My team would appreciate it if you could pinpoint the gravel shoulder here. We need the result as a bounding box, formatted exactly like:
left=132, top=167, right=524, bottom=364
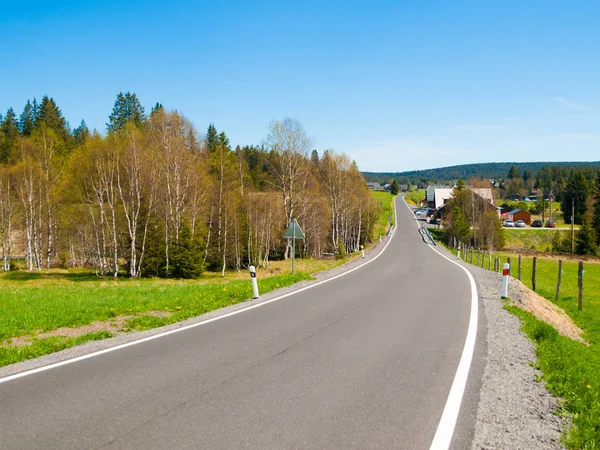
left=443, top=249, right=566, bottom=449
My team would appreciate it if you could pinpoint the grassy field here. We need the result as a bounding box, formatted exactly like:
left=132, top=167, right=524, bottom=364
left=404, top=189, right=425, bottom=205
left=504, top=228, right=571, bottom=252
left=457, top=248, right=600, bottom=448
left=0, top=258, right=347, bottom=368
left=370, top=191, right=395, bottom=238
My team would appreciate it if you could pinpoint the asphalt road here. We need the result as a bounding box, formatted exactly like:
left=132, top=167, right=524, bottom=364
left=0, top=197, right=479, bottom=449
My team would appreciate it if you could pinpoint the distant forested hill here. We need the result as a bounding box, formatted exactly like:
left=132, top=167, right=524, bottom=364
left=363, top=161, right=600, bottom=186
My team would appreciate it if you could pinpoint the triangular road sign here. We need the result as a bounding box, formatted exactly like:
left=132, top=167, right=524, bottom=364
left=284, top=219, right=305, bottom=239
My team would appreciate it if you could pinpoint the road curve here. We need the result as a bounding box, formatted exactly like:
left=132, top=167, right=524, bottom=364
left=0, top=197, right=478, bottom=449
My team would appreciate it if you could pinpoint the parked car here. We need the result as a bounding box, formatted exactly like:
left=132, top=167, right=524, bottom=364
left=515, top=220, right=526, bottom=228
left=504, top=220, right=515, bottom=227
left=531, top=220, right=543, bottom=227
left=545, top=220, right=556, bottom=228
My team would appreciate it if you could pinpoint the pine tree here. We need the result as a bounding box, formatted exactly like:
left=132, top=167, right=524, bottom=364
left=19, top=100, right=36, bottom=136
left=390, top=179, right=399, bottom=195
left=575, top=212, right=598, bottom=256
left=0, top=108, right=19, bottom=163
left=106, top=92, right=146, bottom=133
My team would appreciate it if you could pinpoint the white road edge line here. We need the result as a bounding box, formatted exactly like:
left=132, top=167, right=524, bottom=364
left=401, top=199, right=478, bottom=450
left=1, top=200, right=399, bottom=385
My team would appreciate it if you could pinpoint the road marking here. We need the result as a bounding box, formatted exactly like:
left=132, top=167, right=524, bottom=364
left=402, top=199, right=479, bottom=450
left=1, top=200, right=399, bottom=385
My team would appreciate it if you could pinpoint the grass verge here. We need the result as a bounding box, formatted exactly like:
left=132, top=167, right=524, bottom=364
left=370, top=191, right=395, bottom=238
left=0, top=258, right=350, bottom=368
left=505, top=303, right=599, bottom=448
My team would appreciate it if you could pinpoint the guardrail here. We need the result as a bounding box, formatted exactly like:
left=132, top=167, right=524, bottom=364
left=419, top=225, right=437, bottom=246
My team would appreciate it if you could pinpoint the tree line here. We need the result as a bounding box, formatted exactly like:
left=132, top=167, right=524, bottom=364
left=0, top=93, right=379, bottom=276
left=363, top=161, right=600, bottom=188
left=506, top=164, right=600, bottom=255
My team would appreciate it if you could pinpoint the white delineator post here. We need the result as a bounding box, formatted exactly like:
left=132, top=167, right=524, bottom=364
left=457, top=246, right=461, bottom=260
left=249, top=265, right=259, bottom=299
left=501, top=263, right=509, bottom=299
left=361, top=245, right=365, bottom=259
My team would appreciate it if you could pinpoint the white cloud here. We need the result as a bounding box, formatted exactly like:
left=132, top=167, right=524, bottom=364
left=553, top=97, right=591, bottom=112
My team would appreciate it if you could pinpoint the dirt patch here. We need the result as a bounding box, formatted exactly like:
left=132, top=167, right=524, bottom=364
left=2, top=311, right=172, bottom=348
left=512, top=279, right=588, bottom=345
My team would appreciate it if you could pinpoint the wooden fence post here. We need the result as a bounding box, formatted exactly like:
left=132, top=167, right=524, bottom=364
left=518, top=255, right=522, bottom=281
left=578, top=261, right=584, bottom=310
left=532, top=257, right=537, bottom=292
left=555, top=260, right=562, bottom=301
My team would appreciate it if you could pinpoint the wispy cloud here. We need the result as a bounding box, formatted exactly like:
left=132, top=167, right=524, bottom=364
left=553, top=96, right=591, bottom=112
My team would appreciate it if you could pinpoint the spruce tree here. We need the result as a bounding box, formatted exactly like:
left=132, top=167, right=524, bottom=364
left=575, top=212, right=598, bottom=256
left=593, top=173, right=600, bottom=248
left=0, top=108, right=19, bottom=163
left=311, top=149, right=319, bottom=166
left=107, top=92, right=146, bottom=133
left=19, top=100, right=36, bottom=136
left=169, top=225, right=204, bottom=279
left=36, top=95, right=70, bottom=141
left=390, top=179, right=400, bottom=195
left=507, top=165, right=520, bottom=179
left=205, top=123, right=218, bottom=152
left=562, top=170, right=590, bottom=225
left=73, top=120, right=90, bottom=146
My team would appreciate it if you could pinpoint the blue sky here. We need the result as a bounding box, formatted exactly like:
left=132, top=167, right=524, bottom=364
left=1, top=1, right=599, bottom=172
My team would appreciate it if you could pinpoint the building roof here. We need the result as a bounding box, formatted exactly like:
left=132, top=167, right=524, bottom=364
left=471, top=188, right=494, bottom=205
left=426, top=185, right=448, bottom=202
left=508, top=208, right=530, bottom=216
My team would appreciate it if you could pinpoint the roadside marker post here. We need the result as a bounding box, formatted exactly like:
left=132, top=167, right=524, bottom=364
left=249, top=265, right=259, bottom=299
left=501, top=263, right=510, bottom=299
left=361, top=245, right=365, bottom=259
left=457, top=246, right=461, bottom=260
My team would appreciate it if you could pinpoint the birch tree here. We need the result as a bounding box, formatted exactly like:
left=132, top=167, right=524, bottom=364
left=264, top=118, right=312, bottom=259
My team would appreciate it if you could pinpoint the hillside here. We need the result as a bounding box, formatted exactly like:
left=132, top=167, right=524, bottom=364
left=362, top=161, right=600, bottom=185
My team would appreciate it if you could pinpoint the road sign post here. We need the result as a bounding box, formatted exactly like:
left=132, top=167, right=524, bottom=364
left=284, top=219, right=305, bottom=275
